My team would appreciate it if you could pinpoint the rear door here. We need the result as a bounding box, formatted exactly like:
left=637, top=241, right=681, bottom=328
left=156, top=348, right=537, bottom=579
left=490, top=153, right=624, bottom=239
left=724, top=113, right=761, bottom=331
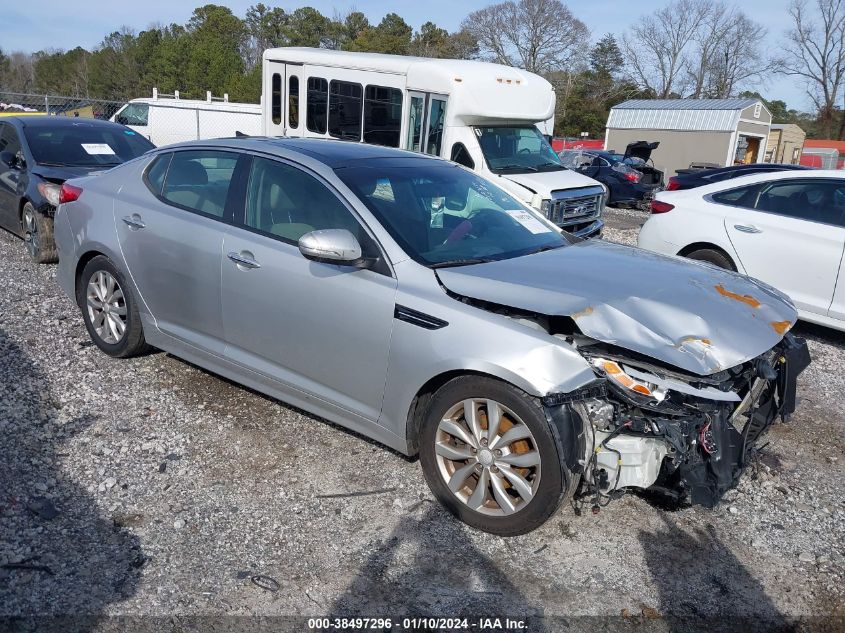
left=114, top=149, right=243, bottom=354
left=264, top=60, right=304, bottom=137
left=722, top=178, right=845, bottom=316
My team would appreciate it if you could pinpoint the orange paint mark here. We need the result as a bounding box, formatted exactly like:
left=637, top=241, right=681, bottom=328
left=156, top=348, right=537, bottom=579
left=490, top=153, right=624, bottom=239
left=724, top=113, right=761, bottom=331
left=572, top=306, right=594, bottom=319
left=771, top=320, right=792, bottom=335
left=715, top=284, right=761, bottom=308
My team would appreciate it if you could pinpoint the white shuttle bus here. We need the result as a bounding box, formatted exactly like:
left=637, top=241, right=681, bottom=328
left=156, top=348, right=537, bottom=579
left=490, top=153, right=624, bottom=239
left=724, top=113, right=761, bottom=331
left=111, top=90, right=263, bottom=147
left=261, top=48, right=605, bottom=236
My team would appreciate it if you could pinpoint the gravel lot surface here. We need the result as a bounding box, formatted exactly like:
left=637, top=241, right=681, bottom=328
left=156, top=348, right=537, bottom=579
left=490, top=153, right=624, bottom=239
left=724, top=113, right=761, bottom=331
left=1, top=207, right=843, bottom=631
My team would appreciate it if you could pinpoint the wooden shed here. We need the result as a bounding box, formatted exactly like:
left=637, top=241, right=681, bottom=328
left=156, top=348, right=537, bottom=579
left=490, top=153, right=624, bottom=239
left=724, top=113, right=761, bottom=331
left=765, top=124, right=805, bottom=164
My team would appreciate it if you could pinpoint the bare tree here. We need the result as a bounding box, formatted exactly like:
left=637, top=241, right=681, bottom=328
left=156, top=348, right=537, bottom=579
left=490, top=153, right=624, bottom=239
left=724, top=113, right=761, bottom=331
left=703, top=13, right=770, bottom=97
left=782, top=0, right=845, bottom=137
left=622, top=0, right=710, bottom=98
left=461, top=0, right=590, bottom=75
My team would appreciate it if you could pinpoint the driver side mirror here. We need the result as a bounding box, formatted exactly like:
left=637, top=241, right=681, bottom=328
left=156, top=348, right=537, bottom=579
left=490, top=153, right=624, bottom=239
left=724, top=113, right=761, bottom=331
left=0, top=151, right=19, bottom=169
left=298, top=229, right=371, bottom=267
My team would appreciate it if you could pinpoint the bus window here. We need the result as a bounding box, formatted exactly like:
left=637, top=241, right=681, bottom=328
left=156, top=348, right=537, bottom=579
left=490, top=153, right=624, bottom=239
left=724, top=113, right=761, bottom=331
left=450, top=142, right=475, bottom=169
left=271, top=73, right=282, bottom=126
left=289, top=76, right=299, bottom=129
left=329, top=80, right=363, bottom=140
left=363, top=86, right=402, bottom=147
left=307, top=77, right=328, bottom=134
left=406, top=95, right=424, bottom=152
left=426, top=97, right=447, bottom=156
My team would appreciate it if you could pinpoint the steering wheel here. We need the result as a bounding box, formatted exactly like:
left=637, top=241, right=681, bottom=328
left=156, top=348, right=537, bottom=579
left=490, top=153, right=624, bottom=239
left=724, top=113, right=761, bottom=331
left=442, top=209, right=504, bottom=245
left=518, top=148, right=531, bottom=154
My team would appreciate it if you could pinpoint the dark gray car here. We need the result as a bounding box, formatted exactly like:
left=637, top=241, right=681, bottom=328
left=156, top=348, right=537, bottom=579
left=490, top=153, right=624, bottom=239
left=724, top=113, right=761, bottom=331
left=53, top=138, right=809, bottom=535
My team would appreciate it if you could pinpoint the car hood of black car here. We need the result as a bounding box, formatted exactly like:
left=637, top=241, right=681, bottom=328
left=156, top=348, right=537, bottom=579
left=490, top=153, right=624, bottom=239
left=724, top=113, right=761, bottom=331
left=436, top=239, right=798, bottom=375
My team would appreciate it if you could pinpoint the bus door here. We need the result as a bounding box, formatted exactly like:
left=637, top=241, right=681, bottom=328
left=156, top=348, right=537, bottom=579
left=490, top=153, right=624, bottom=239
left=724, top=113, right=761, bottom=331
left=404, top=92, right=447, bottom=157
left=264, top=60, right=304, bottom=137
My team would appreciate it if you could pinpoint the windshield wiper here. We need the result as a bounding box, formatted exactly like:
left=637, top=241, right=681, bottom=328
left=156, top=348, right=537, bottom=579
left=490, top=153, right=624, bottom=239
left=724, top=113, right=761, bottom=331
left=523, top=244, right=564, bottom=256
left=494, top=164, right=537, bottom=172
left=535, top=161, right=564, bottom=170
left=429, top=257, right=493, bottom=269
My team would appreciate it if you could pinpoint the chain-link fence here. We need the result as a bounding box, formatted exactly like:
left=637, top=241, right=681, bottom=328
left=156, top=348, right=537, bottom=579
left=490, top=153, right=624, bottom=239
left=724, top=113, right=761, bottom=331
left=0, top=91, right=263, bottom=146
left=0, top=91, right=125, bottom=119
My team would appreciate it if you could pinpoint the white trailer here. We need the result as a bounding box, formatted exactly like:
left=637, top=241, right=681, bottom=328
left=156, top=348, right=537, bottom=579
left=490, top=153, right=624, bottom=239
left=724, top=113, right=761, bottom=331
left=111, top=89, right=262, bottom=147
left=261, top=48, right=604, bottom=236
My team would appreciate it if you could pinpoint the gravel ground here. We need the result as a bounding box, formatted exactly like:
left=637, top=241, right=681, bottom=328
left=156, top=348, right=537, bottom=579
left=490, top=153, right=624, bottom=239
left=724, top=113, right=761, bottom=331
left=1, top=208, right=843, bottom=631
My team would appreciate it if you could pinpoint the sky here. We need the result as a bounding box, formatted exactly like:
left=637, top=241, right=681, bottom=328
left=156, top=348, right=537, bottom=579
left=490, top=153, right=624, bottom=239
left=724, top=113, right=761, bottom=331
left=0, top=0, right=806, bottom=109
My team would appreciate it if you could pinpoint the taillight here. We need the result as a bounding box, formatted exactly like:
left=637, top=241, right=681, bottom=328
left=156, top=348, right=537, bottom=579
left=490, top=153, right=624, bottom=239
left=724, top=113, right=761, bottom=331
left=666, top=178, right=681, bottom=191
left=650, top=200, right=675, bottom=214
left=623, top=171, right=640, bottom=183
left=59, top=183, right=83, bottom=204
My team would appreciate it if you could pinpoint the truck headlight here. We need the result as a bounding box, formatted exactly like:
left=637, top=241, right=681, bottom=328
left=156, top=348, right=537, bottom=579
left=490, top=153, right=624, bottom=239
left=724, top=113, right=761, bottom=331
left=540, top=198, right=551, bottom=217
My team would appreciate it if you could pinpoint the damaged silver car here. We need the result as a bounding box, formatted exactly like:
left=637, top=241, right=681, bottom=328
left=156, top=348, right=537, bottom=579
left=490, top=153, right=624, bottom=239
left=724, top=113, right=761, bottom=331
left=53, top=138, right=810, bottom=535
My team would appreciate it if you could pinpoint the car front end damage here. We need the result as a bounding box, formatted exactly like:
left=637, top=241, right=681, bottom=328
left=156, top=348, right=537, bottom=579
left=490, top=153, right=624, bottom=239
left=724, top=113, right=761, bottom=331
left=543, top=334, right=811, bottom=509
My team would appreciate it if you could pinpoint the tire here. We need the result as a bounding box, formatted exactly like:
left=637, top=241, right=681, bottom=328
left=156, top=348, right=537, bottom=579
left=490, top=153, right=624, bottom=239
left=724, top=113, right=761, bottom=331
left=685, top=248, right=736, bottom=271
left=419, top=376, right=570, bottom=536
left=21, top=202, right=57, bottom=264
left=76, top=255, right=150, bottom=358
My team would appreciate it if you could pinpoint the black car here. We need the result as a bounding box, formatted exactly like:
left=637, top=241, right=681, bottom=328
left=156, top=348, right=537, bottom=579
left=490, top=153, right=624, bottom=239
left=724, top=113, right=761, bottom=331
left=559, top=141, right=664, bottom=209
left=666, top=163, right=810, bottom=191
left=0, top=116, right=155, bottom=262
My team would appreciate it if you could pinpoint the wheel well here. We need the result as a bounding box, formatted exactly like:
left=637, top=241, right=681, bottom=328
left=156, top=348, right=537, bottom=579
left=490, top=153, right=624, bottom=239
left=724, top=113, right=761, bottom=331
left=676, top=242, right=736, bottom=269
left=74, top=250, right=106, bottom=297
left=405, top=370, right=518, bottom=456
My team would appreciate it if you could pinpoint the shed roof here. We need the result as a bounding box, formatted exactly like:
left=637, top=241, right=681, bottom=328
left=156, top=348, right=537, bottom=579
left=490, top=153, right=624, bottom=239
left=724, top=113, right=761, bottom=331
left=607, top=98, right=769, bottom=132
left=613, top=98, right=759, bottom=111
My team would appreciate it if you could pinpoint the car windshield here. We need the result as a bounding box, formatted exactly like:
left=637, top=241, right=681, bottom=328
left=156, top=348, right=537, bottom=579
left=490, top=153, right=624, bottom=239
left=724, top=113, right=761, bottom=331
left=475, top=126, right=565, bottom=174
left=23, top=121, right=154, bottom=167
left=336, top=162, right=569, bottom=267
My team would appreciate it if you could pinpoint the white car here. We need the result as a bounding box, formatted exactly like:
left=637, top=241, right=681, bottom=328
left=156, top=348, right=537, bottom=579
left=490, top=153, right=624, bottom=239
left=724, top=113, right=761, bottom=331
left=638, top=169, right=845, bottom=332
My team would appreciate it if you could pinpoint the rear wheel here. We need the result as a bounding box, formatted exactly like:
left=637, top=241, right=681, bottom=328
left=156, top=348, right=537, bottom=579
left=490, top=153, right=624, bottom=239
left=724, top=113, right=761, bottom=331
left=419, top=376, right=569, bottom=536
left=77, top=256, right=150, bottom=358
left=685, top=247, right=736, bottom=271
left=21, top=202, right=57, bottom=264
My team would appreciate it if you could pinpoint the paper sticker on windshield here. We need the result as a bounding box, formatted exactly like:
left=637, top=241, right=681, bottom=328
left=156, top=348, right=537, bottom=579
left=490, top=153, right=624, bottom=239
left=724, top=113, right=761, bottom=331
left=506, top=210, right=553, bottom=234
left=81, top=143, right=116, bottom=155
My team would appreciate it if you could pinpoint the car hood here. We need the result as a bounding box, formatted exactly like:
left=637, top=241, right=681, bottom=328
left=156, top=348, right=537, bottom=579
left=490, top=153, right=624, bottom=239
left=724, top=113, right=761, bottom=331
left=498, top=168, right=602, bottom=195
left=436, top=240, right=797, bottom=376
left=31, top=164, right=110, bottom=181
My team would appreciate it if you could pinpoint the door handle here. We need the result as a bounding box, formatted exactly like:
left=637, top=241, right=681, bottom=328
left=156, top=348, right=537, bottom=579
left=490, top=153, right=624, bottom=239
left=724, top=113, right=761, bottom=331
left=227, top=251, right=261, bottom=269
left=733, top=224, right=762, bottom=234
left=122, top=215, right=146, bottom=230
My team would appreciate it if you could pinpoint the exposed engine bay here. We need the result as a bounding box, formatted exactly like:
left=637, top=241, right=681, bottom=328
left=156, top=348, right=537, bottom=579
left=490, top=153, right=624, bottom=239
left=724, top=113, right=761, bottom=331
left=545, top=333, right=811, bottom=508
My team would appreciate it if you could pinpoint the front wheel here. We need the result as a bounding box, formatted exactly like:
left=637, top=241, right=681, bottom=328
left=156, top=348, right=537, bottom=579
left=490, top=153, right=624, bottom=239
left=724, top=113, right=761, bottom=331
left=419, top=376, right=570, bottom=536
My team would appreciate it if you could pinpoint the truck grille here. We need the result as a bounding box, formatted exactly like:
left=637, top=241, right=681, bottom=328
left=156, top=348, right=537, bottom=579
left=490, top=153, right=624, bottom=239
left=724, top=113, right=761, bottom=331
left=545, top=186, right=604, bottom=227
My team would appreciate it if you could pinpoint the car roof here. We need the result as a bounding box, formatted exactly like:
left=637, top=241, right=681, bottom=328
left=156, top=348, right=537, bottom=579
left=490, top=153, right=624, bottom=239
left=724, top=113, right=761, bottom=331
left=680, top=163, right=808, bottom=179
left=689, top=168, right=845, bottom=194
left=154, top=137, right=448, bottom=169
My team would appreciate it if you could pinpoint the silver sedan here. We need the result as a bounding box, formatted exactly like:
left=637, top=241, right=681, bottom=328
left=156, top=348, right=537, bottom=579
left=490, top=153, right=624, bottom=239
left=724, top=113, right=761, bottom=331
left=54, top=138, right=809, bottom=535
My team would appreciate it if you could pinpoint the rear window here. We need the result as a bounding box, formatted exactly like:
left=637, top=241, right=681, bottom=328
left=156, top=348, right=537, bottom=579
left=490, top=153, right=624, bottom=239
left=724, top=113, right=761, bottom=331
left=160, top=150, right=238, bottom=219
left=23, top=122, right=154, bottom=167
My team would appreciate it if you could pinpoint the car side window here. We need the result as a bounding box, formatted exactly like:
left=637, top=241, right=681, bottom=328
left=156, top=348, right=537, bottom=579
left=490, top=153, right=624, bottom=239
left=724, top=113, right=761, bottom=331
left=243, top=156, right=363, bottom=244
left=710, top=184, right=761, bottom=209
left=160, top=150, right=238, bottom=219
left=756, top=180, right=845, bottom=227
left=144, top=153, right=172, bottom=195
left=0, top=123, right=23, bottom=164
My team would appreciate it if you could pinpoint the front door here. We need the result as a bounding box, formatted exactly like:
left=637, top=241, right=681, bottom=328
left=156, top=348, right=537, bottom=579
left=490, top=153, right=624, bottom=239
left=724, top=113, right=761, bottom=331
left=220, top=155, right=397, bottom=422
left=724, top=178, right=845, bottom=317
left=404, top=92, right=448, bottom=158
left=114, top=149, right=242, bottom=354
left=264, top=61, right=304, bottom=137
left=0, top=123, right=24, bottom=233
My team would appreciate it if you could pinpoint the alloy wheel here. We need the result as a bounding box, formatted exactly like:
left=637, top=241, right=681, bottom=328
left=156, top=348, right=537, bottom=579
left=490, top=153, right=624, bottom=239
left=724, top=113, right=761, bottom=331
left=86, top=270, right=128, bottom=344
left=22, top=208, right=39, bottom=259
left=434, top=398, right=541, bottom=516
